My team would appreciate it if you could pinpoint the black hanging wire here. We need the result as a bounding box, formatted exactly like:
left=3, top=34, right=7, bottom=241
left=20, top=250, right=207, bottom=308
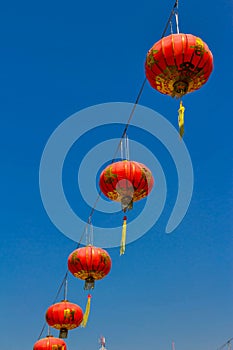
left=36, top=0, right=179, bottom=340
left=75, top=0, right=179, bottom=247
left=37, top=272, right=68, bottom=340
left=161, top=0, right=178, bottom=38
left=217, top=338, right=233, bottom=350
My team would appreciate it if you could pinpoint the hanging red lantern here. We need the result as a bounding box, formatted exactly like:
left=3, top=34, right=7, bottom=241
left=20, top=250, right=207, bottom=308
left=45, top=300, right=83, bottom=338
left=145, top=33, right=213, bottom=97
left=33, top=335, right=67, bottom=350
left=99, top=160, right=154, bottom=211
left=68, top=245, right=112, bottom=290
left=145, top=33, right=213, bottom=136
left=99, top=159, right=154, bottom=254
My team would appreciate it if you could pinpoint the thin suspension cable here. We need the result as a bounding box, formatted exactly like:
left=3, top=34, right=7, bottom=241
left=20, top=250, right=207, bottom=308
left=74, top=75, right=147, bottom=249
left=39, top=189, right=176, bottom=335
left=174, top=0, right=180, bottom=34
left=161, top=0, right=178, bottom=38
left=37, top=190, right=176, bottom=339
left=217, top=338, right=233, bottom=350
left=78, top=0, right=179, bottom=233
left=37, top=271, right=68, bottom=340
left=111, top=78, right=147, bottom=162
left=36, top=1, right=179, bottom=340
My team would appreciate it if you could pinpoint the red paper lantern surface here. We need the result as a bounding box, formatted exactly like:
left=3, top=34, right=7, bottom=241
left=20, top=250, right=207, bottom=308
left=145, top=33, right=213, bottom=98
left=99, top=160, right=154, bottom=212
left=33, top=336, right=66, bottom=350
left=46, top=300, right=83, bottom=332
left=68, top=245, right=111, bottom=289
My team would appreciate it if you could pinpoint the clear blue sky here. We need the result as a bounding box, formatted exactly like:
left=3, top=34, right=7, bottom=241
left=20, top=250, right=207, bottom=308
left=1, top=1, right=232, bottom=350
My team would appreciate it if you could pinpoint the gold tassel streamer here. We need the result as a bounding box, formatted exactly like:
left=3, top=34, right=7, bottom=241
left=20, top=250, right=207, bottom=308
left=178, top=100, right=185, bottom=138
left=120, top=216, right=127, bottom=256
left=81, top=294, right=92, bottom=328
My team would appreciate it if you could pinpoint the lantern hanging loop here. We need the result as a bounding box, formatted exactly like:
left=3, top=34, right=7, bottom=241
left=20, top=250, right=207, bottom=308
left=170, top=20, right=173, bottom=34
left=168, top=1, right=180, bottom=35
left=47, top=325, right=51, bottom=336
left=85, top=221, right=94, bottom=246
left=63, top=276, right=68, bottom=301
left=120, top=139, right=123, bottom=160
left=161, top=0, right=179, bottom=38
left=120, top=133, right=130, bottom=161
left=175, top=10, right=180, bottom=34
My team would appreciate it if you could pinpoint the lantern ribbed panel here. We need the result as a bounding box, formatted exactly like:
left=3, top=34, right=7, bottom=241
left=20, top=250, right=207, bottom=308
left=145, top=33, right=213, bottom=97
left=99, top=160, right=154, bottom=203
left=33, top=336, right=67, bottom=350
left=68, top=246, right=112, bottom=281
left=45, top=301, right=83, bottom=330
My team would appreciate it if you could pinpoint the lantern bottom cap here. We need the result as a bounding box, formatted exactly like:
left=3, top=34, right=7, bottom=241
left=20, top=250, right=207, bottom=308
left=59, top=328, right=68, bottom=338
left=173, top=80, right=189, bottom=98
left=84, top=276, right=95, bottom=290
left=121, top=196, right=133, bottom=212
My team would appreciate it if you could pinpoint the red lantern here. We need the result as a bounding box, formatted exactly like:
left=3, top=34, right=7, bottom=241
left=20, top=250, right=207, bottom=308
left=68, top=245, right=112, bottom=290
left=99, top=160, right=154, bottom=254
left=45, top=300, right=83, bottom=338
left=145, top=33, right=213, bottom=136
left=145, top=33, right=213, bottom=97
left=33, top=335, right=66, bottom=350
left=99, top=160, right=154, bottom=212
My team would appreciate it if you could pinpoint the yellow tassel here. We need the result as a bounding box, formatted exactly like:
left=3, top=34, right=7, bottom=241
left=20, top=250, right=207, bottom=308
left=81, top=294, right=91, bottom=328
left=120, top=216, right=127, bottom=255
left=178, top=100, right=185, bottom=138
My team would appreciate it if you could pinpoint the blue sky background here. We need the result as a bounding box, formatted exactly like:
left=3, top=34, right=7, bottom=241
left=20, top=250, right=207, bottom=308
left=1, top=1, right=232, bottom=349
